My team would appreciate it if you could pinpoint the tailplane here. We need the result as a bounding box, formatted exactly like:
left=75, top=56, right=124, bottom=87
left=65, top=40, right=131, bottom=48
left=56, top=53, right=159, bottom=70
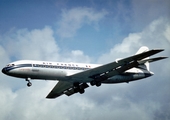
left=135, top=46, right=168, bottom=71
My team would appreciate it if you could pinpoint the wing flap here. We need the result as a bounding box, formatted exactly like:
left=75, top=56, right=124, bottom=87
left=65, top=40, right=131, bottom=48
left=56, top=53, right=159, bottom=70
left=64, top=88, right=75, bottom=96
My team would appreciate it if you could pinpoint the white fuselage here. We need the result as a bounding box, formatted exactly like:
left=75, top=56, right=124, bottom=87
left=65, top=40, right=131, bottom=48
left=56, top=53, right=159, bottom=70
left=2, top=60, right=153, bottom=84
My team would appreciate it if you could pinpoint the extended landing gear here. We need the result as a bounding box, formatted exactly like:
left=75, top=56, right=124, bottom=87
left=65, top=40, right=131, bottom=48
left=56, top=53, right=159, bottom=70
left=79, top=89, right=85, bottom=94
left=73, top=82, right=87, bottom=94
left=90, top=80, right=101, bottom=87
left=27, top=82, right=32, bottom=87
left=74, top=87, right=85, bottom=94
left=26, top=78, right=32, bottom=87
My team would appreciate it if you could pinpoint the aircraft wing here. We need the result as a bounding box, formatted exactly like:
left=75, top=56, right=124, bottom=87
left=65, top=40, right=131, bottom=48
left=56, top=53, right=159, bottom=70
left=46, top=49, right=164, bottom=99
left=46, top=81, right=89, bottom=99
left=68, top=49, right=164, bottom=82
left=46, top=81, right=73, bottom=98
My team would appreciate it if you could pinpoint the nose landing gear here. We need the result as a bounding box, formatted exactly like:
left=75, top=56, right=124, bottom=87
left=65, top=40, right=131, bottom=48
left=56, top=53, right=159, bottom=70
left=27, top=82, right=32, bottom=87
left=26, top=78, right=32, bottom=87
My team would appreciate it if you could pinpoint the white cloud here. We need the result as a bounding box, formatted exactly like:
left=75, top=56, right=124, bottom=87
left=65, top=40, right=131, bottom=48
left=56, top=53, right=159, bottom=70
left=164, top=24, right=170, bottom=42
left=98, top=18, right=170, bottom=63
left=56, top=7, right=108, bottom=38
left=0, top=45, right=10, bottom=66
left=61, top=50, right=91, bottom=63
left=2, top=26, right=60, bottom=61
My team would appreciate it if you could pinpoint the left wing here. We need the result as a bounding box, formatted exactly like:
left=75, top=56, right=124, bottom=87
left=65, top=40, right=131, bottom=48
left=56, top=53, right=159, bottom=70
left=46, top=81, right=73, bottom=98
left=46, top=81, right=89, bottom=99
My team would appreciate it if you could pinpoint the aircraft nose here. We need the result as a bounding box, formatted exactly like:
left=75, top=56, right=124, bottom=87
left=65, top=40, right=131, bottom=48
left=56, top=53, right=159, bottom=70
left=2, top=67, right=7, bottom=74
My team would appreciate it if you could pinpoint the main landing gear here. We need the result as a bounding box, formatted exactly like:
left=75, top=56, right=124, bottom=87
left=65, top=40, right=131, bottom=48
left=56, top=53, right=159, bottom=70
left=26, top=78, right=32, bottom=87
left=90, top=80, right=101, bottom=87
left=73, top=82, right=88, bottom=94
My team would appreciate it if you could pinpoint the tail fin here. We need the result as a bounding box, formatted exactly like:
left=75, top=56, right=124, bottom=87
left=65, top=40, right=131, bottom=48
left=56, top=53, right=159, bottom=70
left=136, top=46, right=150, bottom=71
left=135, top=46, right=149, bottom=55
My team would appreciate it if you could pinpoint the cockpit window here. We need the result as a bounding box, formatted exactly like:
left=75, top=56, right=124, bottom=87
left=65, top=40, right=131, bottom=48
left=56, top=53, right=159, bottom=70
left=6, top=64, right=15, bottom=67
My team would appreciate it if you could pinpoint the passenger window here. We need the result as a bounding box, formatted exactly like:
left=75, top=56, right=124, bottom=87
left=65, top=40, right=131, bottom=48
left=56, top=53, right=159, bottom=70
left=55, top=66, right=58, bottom=68
left=39, top=65, right=42, bottom=67
left=33, top=64, right=37, bottom=67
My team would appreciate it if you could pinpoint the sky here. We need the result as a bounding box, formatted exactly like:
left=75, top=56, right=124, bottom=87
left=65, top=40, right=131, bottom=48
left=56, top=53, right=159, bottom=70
left=0, top=0, right=170, bottom=120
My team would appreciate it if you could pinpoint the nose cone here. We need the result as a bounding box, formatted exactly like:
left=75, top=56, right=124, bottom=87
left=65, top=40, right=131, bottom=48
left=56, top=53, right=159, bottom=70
left=2, top=67, right=7, bottom=74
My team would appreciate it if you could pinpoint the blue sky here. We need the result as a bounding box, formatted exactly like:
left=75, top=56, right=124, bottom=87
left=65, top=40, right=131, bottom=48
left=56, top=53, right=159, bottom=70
left=2, top=0, right=168, bottom=59
left=0, top=0, right=170, bottom=120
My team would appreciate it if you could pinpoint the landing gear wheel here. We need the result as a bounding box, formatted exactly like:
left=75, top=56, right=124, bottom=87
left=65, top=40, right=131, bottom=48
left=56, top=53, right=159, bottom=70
left=74, top=87, right=79, bottom=93
left=27, top=82, right=32, bottom=87
left=90, top=81, right=96, bottom=86
left=96, top=82, right=101, bottom=87
left=79, top=89, right=85, bottom=94
left=26, top=78, right=32, bottom=87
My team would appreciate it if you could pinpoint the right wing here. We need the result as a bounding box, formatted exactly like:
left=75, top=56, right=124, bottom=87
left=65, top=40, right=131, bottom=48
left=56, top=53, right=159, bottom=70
left=46, top=81, right=89, bottom=99
left=68, top=49, right=165, bottom=83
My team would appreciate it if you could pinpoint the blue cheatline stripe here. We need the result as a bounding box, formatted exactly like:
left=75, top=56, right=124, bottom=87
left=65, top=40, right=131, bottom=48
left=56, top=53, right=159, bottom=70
left=5, top=63, right=90, bottom=72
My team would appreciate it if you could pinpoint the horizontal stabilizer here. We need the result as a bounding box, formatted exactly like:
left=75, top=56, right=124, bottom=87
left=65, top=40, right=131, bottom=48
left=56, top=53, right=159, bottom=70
left=138, top=57, right=168, bottom=64
left=135, top=49, right=164, bottom=60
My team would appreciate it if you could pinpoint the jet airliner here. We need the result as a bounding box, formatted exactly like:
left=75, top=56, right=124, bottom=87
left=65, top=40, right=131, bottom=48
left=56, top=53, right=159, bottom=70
left=2, top=46, right=167, bottom=99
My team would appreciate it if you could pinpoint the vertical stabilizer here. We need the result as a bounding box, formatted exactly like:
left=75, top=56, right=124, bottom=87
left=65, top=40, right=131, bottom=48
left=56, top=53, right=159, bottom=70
left=136, top=46, right=150, bottom=71
left=136, top=46, right=149, bottom=55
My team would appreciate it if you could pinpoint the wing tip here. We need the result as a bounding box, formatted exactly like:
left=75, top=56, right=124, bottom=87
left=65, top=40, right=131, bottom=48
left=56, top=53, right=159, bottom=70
left=151, top=48, right=164, bottom=52
left=46, top=97, right=54, bottom=99
left=46, top=93, right=62, bottom=99
left=46, top=96, right=60, bottom=99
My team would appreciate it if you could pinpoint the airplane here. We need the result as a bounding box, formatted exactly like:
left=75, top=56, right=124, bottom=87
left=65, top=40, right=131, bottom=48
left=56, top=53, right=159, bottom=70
left=1, top=46, right=167, bottom=99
